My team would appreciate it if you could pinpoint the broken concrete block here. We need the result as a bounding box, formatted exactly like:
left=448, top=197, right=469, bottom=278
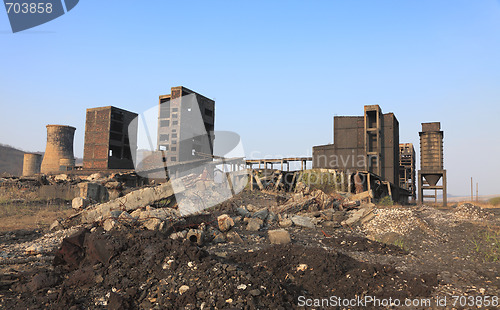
left=246, top=218, right=263, bottom=231
left=291, top=215, right=315, bottom=228
left=246, top=204, right=257, bottom=212
left=143, top=218, right=162, bottom=231
left=342, top=205, right=375, bottom=226
left=236, top=207, right=250, bottom=218
left=54, top=174, right=71, bottom=182
left=78, top=182, right=109, bottom=202
left=279, top=219, right=293, bottom=228
left=130, top=209, right=142, bottom=219
left=170, top=230, right=187, bottom=240
left=268, top=229, right=291, bottom=244
left=267, top=211, right=277, bottom=223
left=253, top=208, right=269, bottom=221
left=226, top=231, right=243, bottom=243
left=103, top=218, right=117, bottom=231
left=49, top=219, right=63, bottom=231
left=118, top=211, right=136, bottom=224
left=217, top=214, right=234, bottom=232
left=72, top=197, right=90, bottom=210
left=110, top=210, right=123, bottom=218
left=81, top=180, right=183, bottom=224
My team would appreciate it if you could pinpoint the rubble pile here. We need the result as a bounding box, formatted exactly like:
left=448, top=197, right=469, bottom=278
left=362, top=208, right=419, bottom=237
left=0, top=226, right=82, bottom=265
left=453, top=203, right=495, bottom=221
left=3, top=228, right=436, bottom=309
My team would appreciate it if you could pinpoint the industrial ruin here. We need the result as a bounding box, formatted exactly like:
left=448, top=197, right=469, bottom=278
left=40, top=125, right=76, bottom=174
left=19, top=90, right=446, bottom=206
left=418, top=122, right=447, bottom=206
left=4, top=87, right=500, bottom=310
left=83, top=106, right=138, bottom=170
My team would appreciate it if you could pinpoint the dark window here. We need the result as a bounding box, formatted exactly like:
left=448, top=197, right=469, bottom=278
left=172, top=114, right=178, bottom=118
left=204, top=109, right=213, bottom=117
left=110, top=132, right=122, bottom=141
left=171, top=157, right=176, bottom=162
left=111, top=112, right=124, bottom=121
left=110, top=121, right=123, bottom=133
left=160, top=134, right=169, bottom=141
left=173, top=120, right=178, bottom=125
left=172, top=108, right=178, bottom=112
left=171, top=147, right=176, bottom=151
left=172, top=133, right=177, bottom=139
left=160, top=120, right=170, bottom=127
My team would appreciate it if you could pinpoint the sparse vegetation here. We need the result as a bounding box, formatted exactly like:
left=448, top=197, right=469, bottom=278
left=301, top=170, right=345, bottom=194
left=489, top=196, right=500, bottom=206
left=378, top=196, right=394, bottom=206
left=470, top=226, right=500, bottom=262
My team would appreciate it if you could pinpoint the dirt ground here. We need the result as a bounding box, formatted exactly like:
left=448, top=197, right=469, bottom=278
left=0, top=190, right=499, bottom=309
left=0, top=199, right=73, bottom=232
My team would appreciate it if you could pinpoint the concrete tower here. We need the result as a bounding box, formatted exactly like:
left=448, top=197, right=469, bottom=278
left=40, top=125, right=76, bottom=174
left=22, top=153, right=42, bottom=176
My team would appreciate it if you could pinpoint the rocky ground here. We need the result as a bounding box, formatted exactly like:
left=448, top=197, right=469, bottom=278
left=0, top=187, right=499, bottom=309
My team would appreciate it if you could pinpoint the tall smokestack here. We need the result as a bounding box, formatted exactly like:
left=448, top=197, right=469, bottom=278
left=40, top=125, right=76, bottom=174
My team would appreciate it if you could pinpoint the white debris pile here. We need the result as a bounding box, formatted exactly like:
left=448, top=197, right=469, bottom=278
left=363, top=208, right=419, bottom=236
left=453, top=203, right=494, bottom=221
left=0, top=226, right=82, bottom=261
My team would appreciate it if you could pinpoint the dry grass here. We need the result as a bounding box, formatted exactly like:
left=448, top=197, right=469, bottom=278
left=453, top=200, right=500, bottom=209
left=0, top=202, right=74, bottom=231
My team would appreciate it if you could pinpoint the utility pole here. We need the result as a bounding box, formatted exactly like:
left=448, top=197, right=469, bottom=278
left=471, top=177, right=473, bottom=201
left=476, top=182, right=479, bottom=202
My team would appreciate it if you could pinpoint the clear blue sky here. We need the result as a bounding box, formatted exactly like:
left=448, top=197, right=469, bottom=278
left=1, top=1, right=499, bottom=196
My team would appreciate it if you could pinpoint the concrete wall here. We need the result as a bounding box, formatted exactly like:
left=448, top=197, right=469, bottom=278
left=312, top=106, right=400, bottom=185
left=83, top=106, right=138, bottom=170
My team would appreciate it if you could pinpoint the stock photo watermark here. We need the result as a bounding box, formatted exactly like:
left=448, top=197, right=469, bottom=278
left=3, top=0, right=79, bottom=32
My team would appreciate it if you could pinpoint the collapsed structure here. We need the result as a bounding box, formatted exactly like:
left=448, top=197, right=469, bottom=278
left=399, top=143, right=416, bottom=202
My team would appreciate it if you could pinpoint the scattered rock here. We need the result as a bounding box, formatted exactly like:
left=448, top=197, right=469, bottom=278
left=279, top=219, right=293, bottom=228
left=72, top=197, right=90, bottom=210
left=291, top=215, right=315, bottom=228
left=227, top=231, right=243, bottom=243
left=253, top=208, right=269, bottom=221
left=246, top=218, right=263, bottom=231
left=179, top=285, right=190, bottom=295
left=217, top=214, right=234, bottom=232
left=143, top=218, right=162, bottom=231
left=268, top=229, right=291, bottom=244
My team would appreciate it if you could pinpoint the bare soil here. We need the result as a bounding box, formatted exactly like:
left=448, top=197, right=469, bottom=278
left=0, top=190, right=499, bottom=309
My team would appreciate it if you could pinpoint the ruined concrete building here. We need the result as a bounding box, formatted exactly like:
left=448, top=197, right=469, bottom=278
left=83, top=106, right=138, bottom=170
left=312, top=105, right=400, bottom=185
left=418, top=122, right=447, bottom=206
left=157, top=86, right=215, bottom=163
left=40, top=125, right=76, bottom=174
left=399, top=143, right=416, bottom=201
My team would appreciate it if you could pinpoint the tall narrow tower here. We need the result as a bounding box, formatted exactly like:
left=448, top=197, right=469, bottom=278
left=40, top=125, right=76, bottom=174
left=418, top=122, right=446, bottom=206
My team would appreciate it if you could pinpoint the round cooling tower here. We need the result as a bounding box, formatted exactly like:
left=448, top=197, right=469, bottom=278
left=22, top=153, right=42, bottom=176
left=40, top=125, right=76, bottom=174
